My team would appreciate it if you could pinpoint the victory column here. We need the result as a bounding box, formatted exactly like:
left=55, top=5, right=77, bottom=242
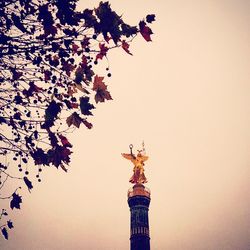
left=122, top=143, right=151, bottom=250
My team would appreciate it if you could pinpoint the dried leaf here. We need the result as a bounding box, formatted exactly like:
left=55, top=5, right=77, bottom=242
left=92, top=75, right=106, bottom=91
left=80, top=97, right=95, bottom=116
left=31, top=148, right=48, bottom=165
left=1, top=227, right=8, bottom=240
left=7, top=220, right=14, bottom=229
left=146, top=14, right=156, bottom=23
left=139, top=20, right=153, bottom=42
left=42, top=101, right=62, bottom=128
left=23, top=176, right=33, bottom=193
left=47, top=145, right=72, bottom=167
left=62, top=61, right=76, bottom=76
left=75, top=83, right=89, bottom=94
left=60, top=164, right=68, bottom=172
left=81, top=36, right=90, bottom=48
left=122, top=40, right=133, bottom=55
left=67, top=86, right=78, bottom=96
left=82, top=118, right=93, bottom=129
left=66, top=112, right=83, bottom=128
left=44, top=70, right=52, bottom=81
left=96, top=43, right=109, bottom=61
left=92, top=75, right=112, bottom=103
left=59, top=134, right=72, bottom=148
left=11, top=68, right=23, bottom=80
left=22, top=82, right=43, bottom=97
left=10, top=193, right=22, bottom=210
left=72, top=43, right=80, bottom=54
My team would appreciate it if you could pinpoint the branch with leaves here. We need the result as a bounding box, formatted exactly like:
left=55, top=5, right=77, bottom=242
left=0, top=0, right=155, bottom=240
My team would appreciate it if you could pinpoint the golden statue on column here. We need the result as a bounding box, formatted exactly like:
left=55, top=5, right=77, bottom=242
left=122, top=142, right=149, bottom=184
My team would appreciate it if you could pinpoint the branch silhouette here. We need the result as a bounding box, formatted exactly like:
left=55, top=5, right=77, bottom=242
left=0, top=0, right=155, bottom=240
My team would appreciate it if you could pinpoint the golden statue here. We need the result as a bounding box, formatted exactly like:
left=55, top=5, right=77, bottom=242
left=122, top=143, right=149, bottom=184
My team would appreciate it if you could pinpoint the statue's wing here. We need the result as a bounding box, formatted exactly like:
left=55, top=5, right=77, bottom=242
left=121, top=153, right=135, bottom=161
left=140, top=155, right=149, bottom=162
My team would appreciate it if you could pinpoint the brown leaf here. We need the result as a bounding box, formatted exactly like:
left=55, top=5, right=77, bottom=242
left=122, top=40, right=133, bottom=55
left=82, top=118, right=93, bottom=129
left=80, top=96, right=95, bottom=115
left=72, top=43, right=80, bottom=54
left=11, top=69, right=23, bottom=80
left=44, top=25, right=57, bottom=37
left=67, top=86, right=78, bottom=96
left=81, top=55, right=88, bottom=66
left=59, top=134, right=72, bottom=148
left=81, top=36, right=90, bottom=48
left=75, top=83, right=89, bottom=94
left=139, top=20, right=153, bottom=42
left=94, top=89, right=112, bottom=103
left=60, top=164, right=68, bottom=172
left=96, top=43, right=109, bottom=61
left=66, top=112, right=83, bottom=128
left=47, top=145, right=72, bottom=167
left=62, top=61, right=76, bottom=76
left=23, top=82, right=43, bottom=97
left=44, top=70, right=51, bottom=81
left=70, top=102, right=79, bottom=109
left=92, top=75, right=112, bottom=103
left=92, top=75, right=106, bottom=91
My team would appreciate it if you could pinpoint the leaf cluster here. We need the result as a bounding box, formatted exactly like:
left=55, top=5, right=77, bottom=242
left=0, top=0, right=155, bottom=240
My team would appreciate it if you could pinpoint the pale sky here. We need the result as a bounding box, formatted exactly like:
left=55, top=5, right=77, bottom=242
left=1, top=1, right=250, bottom=249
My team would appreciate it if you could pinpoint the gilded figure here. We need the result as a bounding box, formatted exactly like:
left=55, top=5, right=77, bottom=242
left=122, top=144, right=149, bottom=184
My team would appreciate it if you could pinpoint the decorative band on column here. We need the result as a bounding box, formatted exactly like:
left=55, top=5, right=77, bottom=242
left=131, top=227, right=150, bottom=236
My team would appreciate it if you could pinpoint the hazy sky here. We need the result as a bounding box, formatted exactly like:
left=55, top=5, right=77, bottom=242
left=1, top=1, right=250, bottom=249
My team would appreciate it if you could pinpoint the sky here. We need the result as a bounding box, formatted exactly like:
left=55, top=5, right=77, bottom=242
left=1, top=0, right=250, bottom=249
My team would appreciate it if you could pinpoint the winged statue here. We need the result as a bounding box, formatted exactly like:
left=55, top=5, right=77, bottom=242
left=122, top=144, right=149, bottom=184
